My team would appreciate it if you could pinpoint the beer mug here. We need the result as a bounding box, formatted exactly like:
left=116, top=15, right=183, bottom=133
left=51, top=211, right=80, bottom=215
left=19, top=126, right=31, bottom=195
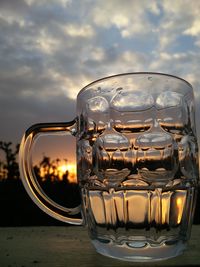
left=19, top=73, right=199, bottom=262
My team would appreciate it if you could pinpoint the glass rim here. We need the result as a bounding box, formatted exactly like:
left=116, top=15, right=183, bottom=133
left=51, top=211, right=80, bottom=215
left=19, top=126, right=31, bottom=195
left=77, top=72, right=193, bottom=98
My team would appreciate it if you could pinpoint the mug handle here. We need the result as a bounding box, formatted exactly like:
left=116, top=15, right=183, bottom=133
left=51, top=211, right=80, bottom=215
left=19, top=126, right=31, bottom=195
left=19, top=119, right=83, bottom=225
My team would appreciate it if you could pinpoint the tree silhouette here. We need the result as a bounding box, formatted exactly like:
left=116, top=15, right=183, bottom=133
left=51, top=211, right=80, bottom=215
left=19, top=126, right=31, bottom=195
left=0, top=140, right=74, bottom=184
left=39, top=156, right=52, bottom=182
left=0, top=140, right=198, bottom=225
left=0, top=141, right=80, bottom=225
left=0, top=141, right=20, bottom=180
left=35, top=155, right=71, bottom=184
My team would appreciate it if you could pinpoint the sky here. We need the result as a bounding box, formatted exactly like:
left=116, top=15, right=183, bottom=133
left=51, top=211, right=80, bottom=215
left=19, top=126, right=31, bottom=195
left=1, top=0, right=200, bottom=162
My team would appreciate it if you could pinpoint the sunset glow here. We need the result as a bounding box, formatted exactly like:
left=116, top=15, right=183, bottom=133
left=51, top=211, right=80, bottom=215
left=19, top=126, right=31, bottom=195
left=58, top=163, right=77, bottom=183
left=38, top=159, right=77, bottom=183
left=59, top=164, right=68, bottom=174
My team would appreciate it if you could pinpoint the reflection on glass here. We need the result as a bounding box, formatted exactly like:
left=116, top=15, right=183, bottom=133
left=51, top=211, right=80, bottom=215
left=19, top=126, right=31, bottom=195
left=88, top=187, right=188, bottom=230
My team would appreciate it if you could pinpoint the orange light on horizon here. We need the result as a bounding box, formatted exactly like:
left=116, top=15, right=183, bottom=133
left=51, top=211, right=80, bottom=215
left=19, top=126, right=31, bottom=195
left=38, top=159, right=77, bottom=183
left=58, top=162, right=77, bottom=183
left=59, top=164, right=68, bottom=174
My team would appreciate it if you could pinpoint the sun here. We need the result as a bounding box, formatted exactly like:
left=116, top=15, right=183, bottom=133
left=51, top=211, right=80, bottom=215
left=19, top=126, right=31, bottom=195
left=58, top=162, right=77, bottom=183
left=59, top=164, right=68, bottom=173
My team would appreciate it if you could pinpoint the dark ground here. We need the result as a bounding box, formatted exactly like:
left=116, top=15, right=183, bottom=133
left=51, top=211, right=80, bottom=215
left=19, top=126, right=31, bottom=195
left=0, top=179, right=81, bottom=226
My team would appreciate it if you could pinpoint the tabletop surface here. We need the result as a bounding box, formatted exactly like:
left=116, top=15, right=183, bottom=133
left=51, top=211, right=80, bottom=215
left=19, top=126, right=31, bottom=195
left=0, top=225, right=199, bottom=267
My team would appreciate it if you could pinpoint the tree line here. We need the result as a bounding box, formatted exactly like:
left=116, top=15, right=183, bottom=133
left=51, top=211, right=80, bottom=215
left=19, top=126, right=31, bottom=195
left=0, top=141, right=80, bottom=226
left=0, top=141, right=72, bottom=183
left=0, top=141, right=20, bottom=180
left=0, top=141, right=199, bottom=225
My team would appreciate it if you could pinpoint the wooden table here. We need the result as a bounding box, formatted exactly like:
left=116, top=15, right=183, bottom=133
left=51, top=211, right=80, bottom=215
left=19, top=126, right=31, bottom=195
left=0, top=226, right=199, bottom=267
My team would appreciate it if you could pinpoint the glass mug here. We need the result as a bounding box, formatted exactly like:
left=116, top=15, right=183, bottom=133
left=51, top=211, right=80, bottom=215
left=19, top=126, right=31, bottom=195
left=19, top=72, right=199, bottom=262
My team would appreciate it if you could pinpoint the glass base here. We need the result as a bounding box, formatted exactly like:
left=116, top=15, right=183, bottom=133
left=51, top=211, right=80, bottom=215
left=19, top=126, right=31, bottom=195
left=92, top=239, right=187, bottom=262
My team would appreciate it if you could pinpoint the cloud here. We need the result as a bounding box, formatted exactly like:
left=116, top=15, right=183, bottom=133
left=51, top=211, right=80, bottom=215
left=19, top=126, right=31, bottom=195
left=0, top=87, right=76, bottom=142
left=24, top=0, right=71, bottom=7
left=154, top=0, right=200, bottom=50
left=91, top=0, right=160, bottom=37
left=63, top=24, right=95, bottom=38
left=184, top=19, right=200, bottom=36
